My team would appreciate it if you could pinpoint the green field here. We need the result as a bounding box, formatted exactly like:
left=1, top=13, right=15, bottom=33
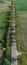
left=16, top=11, right=27, bottom=52
left=16, top=2, right=27, bottom=11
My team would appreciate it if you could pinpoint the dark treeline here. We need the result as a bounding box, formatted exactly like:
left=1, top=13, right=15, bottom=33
left=0, top=11, right=11, bottom=65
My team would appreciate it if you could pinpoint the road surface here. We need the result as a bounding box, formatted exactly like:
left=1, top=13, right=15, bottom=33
left=11, top=1, right=17, bottom=65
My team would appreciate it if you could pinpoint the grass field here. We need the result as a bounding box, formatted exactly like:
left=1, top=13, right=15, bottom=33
left=16, top=11, right=27, bottom=52
left=15, top=0, right=27, bottom=11
left=16, top=11, right=27, bottom=65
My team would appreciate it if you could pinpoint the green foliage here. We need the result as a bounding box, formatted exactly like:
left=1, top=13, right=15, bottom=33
left=3, top=61, right=10, bottom=65
left=16, top=11, right=23, bottom=51
left=17, top=54, right=27, bottom=65
left=0, top=8, right=11, bottom=65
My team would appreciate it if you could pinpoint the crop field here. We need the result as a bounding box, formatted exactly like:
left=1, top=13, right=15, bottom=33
left=16, top=2, right=27, bottom=11
left=16, top=11, right=27, bottom=52
left=16, top=11, right=27, bottom=65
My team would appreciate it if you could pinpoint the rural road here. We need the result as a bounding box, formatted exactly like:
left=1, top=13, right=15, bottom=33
left=11, top=0, right=17, bottom=65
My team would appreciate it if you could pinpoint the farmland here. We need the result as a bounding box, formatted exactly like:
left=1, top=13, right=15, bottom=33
left=16, top=11, right=27, bottom=65
left=16, top=11, right=27, bottom=52
left=17, top=2, right=27, bottom=11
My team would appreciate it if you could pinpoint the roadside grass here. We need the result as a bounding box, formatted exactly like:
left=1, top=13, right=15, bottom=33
left=17, top=54, right=27, bottom=65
